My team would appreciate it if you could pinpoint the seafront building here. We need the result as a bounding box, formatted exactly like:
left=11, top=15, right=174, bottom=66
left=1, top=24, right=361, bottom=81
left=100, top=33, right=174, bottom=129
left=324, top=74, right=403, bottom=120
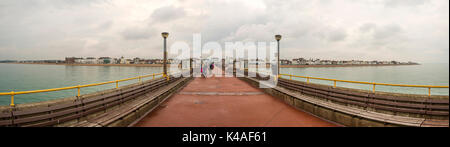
left=289, top=58, right=416, bottom=65
left=84, top=57, right=98, bottom=64
left=8, top=56, right=417, bottom=66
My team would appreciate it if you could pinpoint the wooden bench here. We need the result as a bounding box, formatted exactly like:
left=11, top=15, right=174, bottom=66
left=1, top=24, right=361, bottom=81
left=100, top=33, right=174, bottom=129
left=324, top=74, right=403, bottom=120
left=0, top=76, right=185, bottom=127
left=278, top=79, right=449, bottom=119
left=72, top=77, right=190, bottom=127
left=245, top=77, right=448, bottom=127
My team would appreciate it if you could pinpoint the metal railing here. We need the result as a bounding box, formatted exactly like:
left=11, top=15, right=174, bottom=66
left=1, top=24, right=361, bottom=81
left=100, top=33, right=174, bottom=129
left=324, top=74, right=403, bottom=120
left=279, top=73, right=449, bottom=96
left=226, top=66, right=448, bottom=96
left=233, top=68, right=448, bottom=96
left=0, top=72, right=171, bottom=107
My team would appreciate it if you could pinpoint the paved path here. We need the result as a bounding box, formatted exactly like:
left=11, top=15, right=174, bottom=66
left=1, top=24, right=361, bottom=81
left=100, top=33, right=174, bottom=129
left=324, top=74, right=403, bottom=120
left=134, top=75, right=339, bottom=127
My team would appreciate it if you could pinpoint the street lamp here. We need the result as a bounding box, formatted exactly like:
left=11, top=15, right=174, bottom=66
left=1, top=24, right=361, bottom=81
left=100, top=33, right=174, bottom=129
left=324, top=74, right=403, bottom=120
left=162, top=32, right=169, bottom=80
left=256, top=44, right=259, bottom=76
left=275, top=34, right=282, bottom=77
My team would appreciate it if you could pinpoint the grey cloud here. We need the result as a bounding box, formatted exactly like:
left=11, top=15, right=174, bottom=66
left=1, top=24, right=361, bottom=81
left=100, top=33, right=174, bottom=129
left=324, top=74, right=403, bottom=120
left=120, top=27, right=156, bottom=40
left=350, top=23, right=409, bottom=59
left=326, top=29, right=347, bottom=42
left=373, top=24, right=403, bottom=40
left=359, top=23, right=377, bottom=33
left=150, top=6, right=186, bottom=23
left=357, top=23, right=404, bottom=42
left=97, top=21, right=113, bottom=30
left=0, top=0, right=448, bottom=63
left=198, top=1, right=269, bottom=42
left=310, top=27, right=348, bottom=42
left=383, top=0, right=430, bottom=7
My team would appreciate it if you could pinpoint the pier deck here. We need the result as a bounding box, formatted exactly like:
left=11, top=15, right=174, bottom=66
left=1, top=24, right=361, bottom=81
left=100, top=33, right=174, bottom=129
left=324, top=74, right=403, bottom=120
left=135, top=76, right=339, bottom=127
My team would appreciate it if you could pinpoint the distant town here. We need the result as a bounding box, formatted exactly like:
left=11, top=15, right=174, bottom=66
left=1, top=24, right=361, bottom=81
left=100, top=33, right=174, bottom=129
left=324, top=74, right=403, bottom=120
left=279, top=58, right=418, bottom=65
left=0, top=56, right=419, bottom=66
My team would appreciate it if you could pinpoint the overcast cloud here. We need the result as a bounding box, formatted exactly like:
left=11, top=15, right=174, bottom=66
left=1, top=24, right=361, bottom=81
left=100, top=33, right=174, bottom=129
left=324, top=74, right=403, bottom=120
left=0, top=0, right=448, bottom=63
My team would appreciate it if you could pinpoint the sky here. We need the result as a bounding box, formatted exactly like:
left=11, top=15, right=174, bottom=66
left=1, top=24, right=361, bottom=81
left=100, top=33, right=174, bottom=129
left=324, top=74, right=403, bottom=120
left=0, top=0, right=448, bottom=63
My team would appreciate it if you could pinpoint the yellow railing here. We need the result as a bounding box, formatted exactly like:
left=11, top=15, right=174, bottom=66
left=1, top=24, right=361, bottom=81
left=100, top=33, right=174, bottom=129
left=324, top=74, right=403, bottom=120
left=279, top=73, right=449, bottom=96
left=0, top=72, right=169, bottom=107
left=228, top=68, right=448, bottom=96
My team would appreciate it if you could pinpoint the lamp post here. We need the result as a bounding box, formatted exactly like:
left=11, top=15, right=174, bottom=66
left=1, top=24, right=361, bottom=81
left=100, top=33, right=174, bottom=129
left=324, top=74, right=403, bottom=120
left=162, top=32, right=169, bottom=80
left=201, top=44, right=203, bottom=78
left=256, top=46, right=259, bottom=77
left=233, top=49, right=236, bottom=77
left=275, top=34, right=282, bottom=77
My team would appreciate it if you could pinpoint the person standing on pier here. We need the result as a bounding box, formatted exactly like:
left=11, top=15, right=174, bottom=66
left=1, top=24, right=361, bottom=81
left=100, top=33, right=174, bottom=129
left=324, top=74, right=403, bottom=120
left=209, top=62, right=215, bottom=77
left=202, top=60, right=208, bottom=78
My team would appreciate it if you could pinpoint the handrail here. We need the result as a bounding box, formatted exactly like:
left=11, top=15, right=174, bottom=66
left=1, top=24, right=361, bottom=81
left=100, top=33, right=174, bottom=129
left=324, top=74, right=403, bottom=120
left=230, top=67, right=447, bottom=95
left=279, top=73, right=449, bottom=96
left=0, top=72, right=168, bottom=106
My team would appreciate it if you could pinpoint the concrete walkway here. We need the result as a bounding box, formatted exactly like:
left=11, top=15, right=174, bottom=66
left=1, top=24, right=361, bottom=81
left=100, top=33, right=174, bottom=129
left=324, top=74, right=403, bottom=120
left=134, top=75, right=339, bottom=127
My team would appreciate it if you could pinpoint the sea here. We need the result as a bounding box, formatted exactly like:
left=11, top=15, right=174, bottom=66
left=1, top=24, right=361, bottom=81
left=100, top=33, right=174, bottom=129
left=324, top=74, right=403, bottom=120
left=0, top=63, right=448, bottom=106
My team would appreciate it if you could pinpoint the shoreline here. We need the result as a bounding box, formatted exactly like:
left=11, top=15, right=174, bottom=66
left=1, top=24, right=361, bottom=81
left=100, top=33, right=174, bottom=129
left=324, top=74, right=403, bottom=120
left=3, top=62, right=419, bottom=68
left=279, top=63, right=419, bottom=68
left=5, top=62, right=164, bottom=67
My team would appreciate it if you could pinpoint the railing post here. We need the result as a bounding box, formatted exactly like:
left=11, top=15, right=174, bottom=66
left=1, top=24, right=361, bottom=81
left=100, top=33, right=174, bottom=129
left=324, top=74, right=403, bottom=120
left=307, top=77, right=310, bottom=84
left=116, top=80, right=119, bottom=88
left=164, top=72, right=169, bottom=81
left=274, top=74, right=278, bottom=83
left=164, top=72, right=168, bottom=81
left=77, top=85, right=81, bottom=97
left=139, top=76, right=142, bottom=84
left=190, top=58, right=193, bottom=77
left=333, top=80, right=336, bottom=88
left=289, top=75, right=292, bottom=80
left=428, top=87, right=431, bottom=96
left=10, top=91, right=14, bottom=107
left=152, top=74, right=155, bottom=80
left=372, top=83, right=376, bottom=93
left=233, top=59, right=236, bottom=77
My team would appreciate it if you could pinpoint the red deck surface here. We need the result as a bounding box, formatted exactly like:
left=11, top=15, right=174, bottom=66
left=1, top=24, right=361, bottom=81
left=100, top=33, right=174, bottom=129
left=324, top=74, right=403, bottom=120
left=135, top=76, right=339, bottom=127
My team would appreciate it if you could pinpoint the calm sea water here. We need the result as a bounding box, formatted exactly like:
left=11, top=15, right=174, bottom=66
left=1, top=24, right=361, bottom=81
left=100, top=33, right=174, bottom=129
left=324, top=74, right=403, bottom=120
left=0, top=63, right=162, bottom=106
left=0, top=63, right=448, bottom=106
left=280, top=63, right=449, bottom=96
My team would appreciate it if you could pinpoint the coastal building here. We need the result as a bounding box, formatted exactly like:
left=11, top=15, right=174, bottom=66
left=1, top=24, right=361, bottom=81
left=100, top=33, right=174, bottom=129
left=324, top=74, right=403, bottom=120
left=133, top=57, right=140, bottom=64
left=112, top=58, right=119, bottom=64
left=320, top=60, right=332, bottom=65
left=118, top=56, right=125, bottom=64
left=280, top=59, right=292, bottom=65
left=146, top=59, right=162, bottom=64
left=65, top=57, right=82, bottom=64
left=63, top=56, right=411, bottom=66
left=98, top=57, right=112, bottom=64
left=142, top=59, right=152, bottom=64
left=293, top=58, right=307, bottom=65
left=65, top=57, right=75, bottom=64
left=125, top=59, right=132, bottom=64
left=27, top=60, right=64, bottom=64
left=74, top=58, right=84, bottom=64
left=0, top=60, right=17, bottom=63
left=84, top=57, right=97, bottom=64
left=307, top=59, right=320, bottom=65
